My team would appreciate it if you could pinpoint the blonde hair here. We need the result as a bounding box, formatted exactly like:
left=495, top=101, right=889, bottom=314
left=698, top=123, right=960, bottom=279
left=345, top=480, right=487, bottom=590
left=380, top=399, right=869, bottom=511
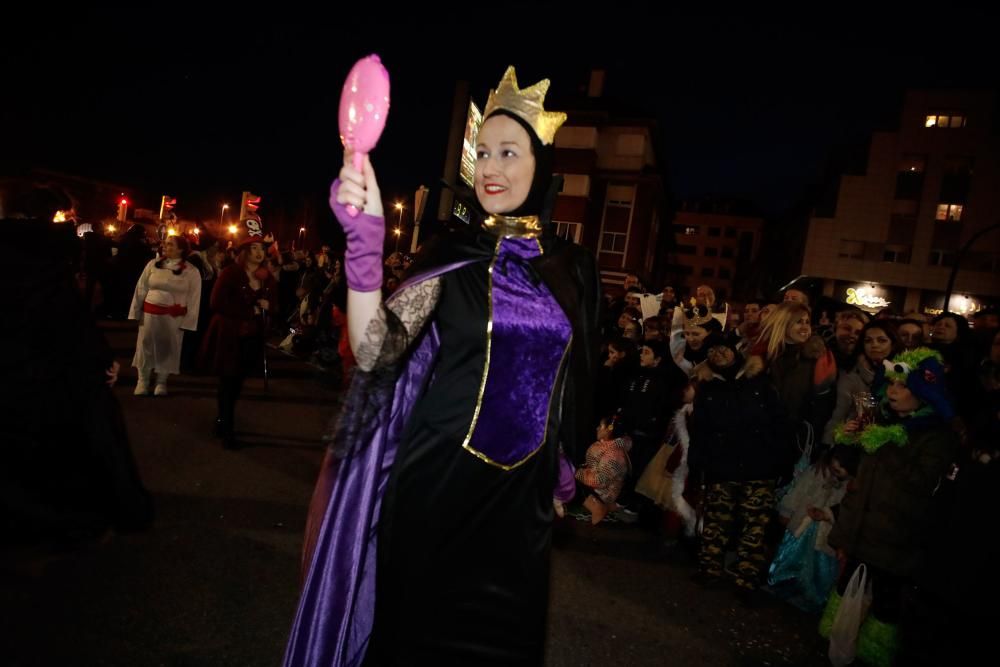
left=755, top=302, right=812, bottom=361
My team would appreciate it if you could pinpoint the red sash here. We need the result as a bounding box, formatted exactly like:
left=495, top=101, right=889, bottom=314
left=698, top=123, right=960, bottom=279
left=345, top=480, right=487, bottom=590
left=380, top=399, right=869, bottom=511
left=142, top=302, right=188, bottom=317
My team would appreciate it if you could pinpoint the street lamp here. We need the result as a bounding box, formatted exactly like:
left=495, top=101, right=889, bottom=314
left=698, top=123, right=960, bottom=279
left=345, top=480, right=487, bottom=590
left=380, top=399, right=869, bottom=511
left=394, top=202, right=404, bottom=253
left=943, top=222, right=1000, bottom=314
left=220, top=203, right=229, bottom=227
left=228, top=224, right=238, bottom=236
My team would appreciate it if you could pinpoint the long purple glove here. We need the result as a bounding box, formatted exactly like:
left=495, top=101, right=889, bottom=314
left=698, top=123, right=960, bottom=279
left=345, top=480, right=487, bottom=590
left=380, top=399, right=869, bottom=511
left=329, top=178, right=385, bottom=292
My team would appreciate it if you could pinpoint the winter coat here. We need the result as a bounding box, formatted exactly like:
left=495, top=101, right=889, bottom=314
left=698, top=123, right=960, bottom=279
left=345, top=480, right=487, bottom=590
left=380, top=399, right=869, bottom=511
left=828, top=422, right=958, bottom=577
left=617, top=362, right=688, bottom=440
left=199, top=264, right=277, bottom=376
left=575, top=436, right=633, bottom=504
left=768, top=337, right=836, bottom=441
left=688, top=372, right=795, bottom=483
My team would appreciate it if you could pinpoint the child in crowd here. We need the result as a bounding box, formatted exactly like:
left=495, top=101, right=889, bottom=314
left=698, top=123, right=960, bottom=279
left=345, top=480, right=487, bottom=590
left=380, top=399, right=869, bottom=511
left=768, top=445, right=861, bottom=611
left=574, top=416, right=633, bottom=524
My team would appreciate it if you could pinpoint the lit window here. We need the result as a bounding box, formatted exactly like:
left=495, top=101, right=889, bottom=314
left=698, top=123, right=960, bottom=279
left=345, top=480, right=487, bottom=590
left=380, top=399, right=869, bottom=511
left=926, top=114, right=967, bottom=129
left=935, top=204, right=964, bottom=222
left=685, top=227, right=697, bottom=235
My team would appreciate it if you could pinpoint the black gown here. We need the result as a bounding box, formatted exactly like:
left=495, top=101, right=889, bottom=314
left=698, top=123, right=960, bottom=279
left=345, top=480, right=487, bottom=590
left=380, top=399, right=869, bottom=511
left=366, top=258, right=560, bottom=665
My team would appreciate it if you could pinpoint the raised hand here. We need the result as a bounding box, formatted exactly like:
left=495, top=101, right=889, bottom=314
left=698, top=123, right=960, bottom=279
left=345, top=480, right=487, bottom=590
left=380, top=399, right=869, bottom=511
left=329, top=153, right=385, bottom=293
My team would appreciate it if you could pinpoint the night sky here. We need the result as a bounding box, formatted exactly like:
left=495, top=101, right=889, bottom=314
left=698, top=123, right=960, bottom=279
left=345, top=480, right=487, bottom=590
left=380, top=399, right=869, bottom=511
left=3, top=11, right=996, bottom=238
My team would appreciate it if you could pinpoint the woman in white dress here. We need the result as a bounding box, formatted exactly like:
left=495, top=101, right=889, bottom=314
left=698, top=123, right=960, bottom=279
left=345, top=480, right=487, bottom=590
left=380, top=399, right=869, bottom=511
left=128, top=235, right=201, bottom=396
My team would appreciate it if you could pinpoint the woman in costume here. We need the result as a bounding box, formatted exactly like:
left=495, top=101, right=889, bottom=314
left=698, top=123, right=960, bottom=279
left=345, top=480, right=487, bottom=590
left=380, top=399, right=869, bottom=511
left=284, top=66, right=600, bottom=666
left=200, top=223, right=277, bottom=449
left=128, top=235, right=201, bottom=396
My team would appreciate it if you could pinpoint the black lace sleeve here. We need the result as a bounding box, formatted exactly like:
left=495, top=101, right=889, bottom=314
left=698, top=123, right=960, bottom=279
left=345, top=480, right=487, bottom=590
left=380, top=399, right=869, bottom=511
left=353, top=277, right=441, bottom=371
left=323, top=277, right=442, bottom=458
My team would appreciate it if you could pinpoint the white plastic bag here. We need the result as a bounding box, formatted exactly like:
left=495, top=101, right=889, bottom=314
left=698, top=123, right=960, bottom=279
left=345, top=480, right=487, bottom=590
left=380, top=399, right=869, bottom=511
left=828, top=563, right=873, bottom=666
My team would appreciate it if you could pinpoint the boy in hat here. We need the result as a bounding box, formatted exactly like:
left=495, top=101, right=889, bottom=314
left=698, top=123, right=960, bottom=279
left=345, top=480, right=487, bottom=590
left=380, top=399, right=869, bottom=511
left=821, top=348, right=959, bottom=667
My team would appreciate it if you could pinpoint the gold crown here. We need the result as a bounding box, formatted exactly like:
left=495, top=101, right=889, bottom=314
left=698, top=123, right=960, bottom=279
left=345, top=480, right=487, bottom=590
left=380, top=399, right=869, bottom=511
left=483, top=66, right=567, bottom=145
left=683, top=301, right=714, bottom=327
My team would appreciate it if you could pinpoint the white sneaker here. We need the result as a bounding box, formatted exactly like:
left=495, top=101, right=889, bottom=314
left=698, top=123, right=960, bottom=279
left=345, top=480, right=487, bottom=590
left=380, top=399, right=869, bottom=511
left=153, top=382, right=168, bottom=396
left=134, top=380, right=150, bottom=396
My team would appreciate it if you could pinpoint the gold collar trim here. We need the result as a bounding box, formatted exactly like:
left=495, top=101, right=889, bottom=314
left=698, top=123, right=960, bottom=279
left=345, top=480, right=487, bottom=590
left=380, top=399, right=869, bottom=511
left=483, top=214, right=542, bottom=239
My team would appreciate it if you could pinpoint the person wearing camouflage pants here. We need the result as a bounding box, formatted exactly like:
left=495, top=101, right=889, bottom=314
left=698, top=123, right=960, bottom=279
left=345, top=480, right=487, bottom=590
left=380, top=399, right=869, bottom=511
left=698, top=480, right=776, bottom=590
left=686, top=333, right=793, bottom=593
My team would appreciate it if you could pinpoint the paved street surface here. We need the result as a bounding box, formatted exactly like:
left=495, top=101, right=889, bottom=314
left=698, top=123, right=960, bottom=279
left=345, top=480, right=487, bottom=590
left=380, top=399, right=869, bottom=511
left=1, top=321, right=828, bottom=666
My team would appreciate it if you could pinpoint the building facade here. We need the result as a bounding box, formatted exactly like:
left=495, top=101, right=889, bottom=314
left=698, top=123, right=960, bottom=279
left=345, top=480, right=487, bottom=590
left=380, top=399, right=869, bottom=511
left=664, top=200, right=762, bottom=303
left=551, top=114, right=666, bottom=293
left=801, top=90, right=1000, bottom=317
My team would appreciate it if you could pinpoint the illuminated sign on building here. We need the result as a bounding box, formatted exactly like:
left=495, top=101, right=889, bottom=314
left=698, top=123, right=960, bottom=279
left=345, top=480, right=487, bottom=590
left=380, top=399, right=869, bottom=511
left=452, top=200, right=471, bottom=225
left=924, top=295, right=981, bottom=317
left=459, top=100, right=483, bottom=188
left=845, top=287, right=891, bottom=311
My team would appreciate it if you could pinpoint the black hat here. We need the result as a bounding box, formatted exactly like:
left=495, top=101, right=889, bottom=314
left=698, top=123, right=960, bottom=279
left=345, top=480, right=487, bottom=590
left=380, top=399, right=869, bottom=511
left=236, top=218, right=273, bottom=250
left=704, top=332, right=743, bottom=378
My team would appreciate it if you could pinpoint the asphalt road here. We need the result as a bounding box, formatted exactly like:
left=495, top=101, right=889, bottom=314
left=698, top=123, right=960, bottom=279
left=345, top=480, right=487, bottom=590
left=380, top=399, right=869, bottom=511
left=1, top=321, right=828, bottom=666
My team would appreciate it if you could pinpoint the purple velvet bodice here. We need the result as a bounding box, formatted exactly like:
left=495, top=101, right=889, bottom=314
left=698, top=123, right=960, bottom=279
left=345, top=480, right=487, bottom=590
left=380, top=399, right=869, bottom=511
left=462, top=235, right=572, bottom=469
